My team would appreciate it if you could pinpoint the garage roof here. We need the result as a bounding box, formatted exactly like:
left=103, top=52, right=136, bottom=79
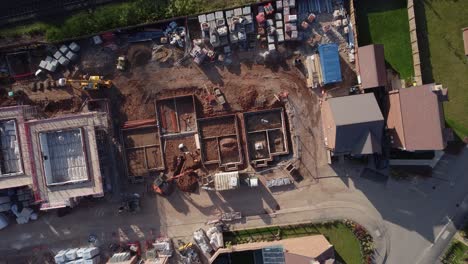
left=358, top=44, right=387, bottom=89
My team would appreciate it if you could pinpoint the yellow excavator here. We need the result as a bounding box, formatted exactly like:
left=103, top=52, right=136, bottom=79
left=58, top=75, right=112, bottom=90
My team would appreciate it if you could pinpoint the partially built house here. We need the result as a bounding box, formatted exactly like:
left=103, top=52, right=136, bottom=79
left=243, top=108, right=289, bottom=167
left=0, top=105, right=109, bottom=210
left=122, top=125, right=164, bottom=179
left=27, top=112, right=108, bottom=209
left=0, top=106, right=34, bottom=190
left=197, top=115, right=243, bottom=171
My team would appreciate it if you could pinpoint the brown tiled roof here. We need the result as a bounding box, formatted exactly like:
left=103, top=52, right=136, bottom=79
left=358, top=44, right=387, bottom=89
left=322, top=93, right=384, bottom=155
left=463, top=28, right=468, bottom=56
left=387, top=91, right=405, bottom=149
left=387, top=84, right=446, bottom=151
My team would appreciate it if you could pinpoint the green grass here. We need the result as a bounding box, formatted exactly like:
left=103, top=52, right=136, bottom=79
left=415, top=0, right=468, bottom=139
left=317, top=223, right=362, bottom=264
left=0, top=0, right=255, bottom=42
left=442, top=241, right=468, bottom=264
left=356, top=0, right=414, bottom=79
left=224, top=222, right=362, bottom=264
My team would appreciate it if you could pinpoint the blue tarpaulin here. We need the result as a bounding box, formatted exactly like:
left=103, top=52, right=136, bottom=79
left=318, top=43, right=342, bottom=85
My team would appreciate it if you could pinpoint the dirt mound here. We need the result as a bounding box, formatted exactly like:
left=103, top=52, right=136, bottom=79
left=220, top=137, right=237, bottom=153
left=219, top=137, right=239, bottom=161
left=152, top=47, right=173, bottom=62
left=239, top=87, right=258, bottom=110
left=128, top=44, right=152, bottom=67
left=176, top=171, right=199, bottom=192
left=81, top=47, right=116, bottom=75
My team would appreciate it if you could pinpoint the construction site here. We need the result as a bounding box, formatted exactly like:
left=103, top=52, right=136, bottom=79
left=0, top=0, right=363, bottom=263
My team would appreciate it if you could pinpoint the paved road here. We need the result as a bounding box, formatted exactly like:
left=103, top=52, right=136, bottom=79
left=361, top=145, right=468, bottom=264
left=0, top=144, right=466, bottom=264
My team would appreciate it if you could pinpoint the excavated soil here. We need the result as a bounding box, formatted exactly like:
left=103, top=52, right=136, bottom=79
left=176, top=171, right=198, bottom=193
left=219, top=136, right=239, bottom=163
left=128, top=44, right=152, bottom=67
left=80, top=46, right=116, bottom=76
left=199, top=116, right=236, bottom=138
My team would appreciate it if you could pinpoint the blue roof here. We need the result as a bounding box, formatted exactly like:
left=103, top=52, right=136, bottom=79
left=318, top=43, right=342, bottom=84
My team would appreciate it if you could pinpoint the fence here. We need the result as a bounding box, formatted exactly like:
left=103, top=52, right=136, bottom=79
left=407, top=0, right=422, bottom=85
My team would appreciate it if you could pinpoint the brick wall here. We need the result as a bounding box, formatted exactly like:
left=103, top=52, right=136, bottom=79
left=407, top=0, right=423, bottom=85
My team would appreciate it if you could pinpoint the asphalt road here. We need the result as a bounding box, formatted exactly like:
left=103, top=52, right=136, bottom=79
left=0, top=146, right=466, bottom=264
left=359, top=145, right=468, bottom=264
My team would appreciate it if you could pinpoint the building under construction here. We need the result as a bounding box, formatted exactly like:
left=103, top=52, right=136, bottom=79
left=0, top=105, right=109, bottom=210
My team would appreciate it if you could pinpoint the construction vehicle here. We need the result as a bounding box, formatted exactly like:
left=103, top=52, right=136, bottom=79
left=58, top=75, right=112, bottom=90
left=152, top=169, right=194, bottom=196
left=117, top=56, right=127, bottom=71
left=214, top=87, right=226, bottom=106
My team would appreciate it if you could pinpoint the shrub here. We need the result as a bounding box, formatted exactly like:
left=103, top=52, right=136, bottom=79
left=1, top=0, right=261, bottom=42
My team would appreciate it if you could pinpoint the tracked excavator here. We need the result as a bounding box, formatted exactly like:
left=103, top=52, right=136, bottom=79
left=58, top=75, right=112, bottom=90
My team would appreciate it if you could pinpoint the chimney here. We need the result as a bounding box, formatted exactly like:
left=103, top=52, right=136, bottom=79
left=432, top=84, right=449, bottom=102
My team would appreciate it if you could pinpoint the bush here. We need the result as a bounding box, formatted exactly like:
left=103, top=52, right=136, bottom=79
left=441, top=241, right=468, bottom=264
left=0, top=0, right=259, bottom=42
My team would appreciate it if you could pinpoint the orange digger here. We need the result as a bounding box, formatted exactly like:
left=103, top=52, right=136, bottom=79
left=152, top=169, right=194, bottom=196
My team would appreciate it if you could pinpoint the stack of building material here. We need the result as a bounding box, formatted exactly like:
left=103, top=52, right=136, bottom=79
left=107, top=252, right=137, bottom=264
left=153, top=237, right=173, bottom=257
left=266, top=177, right=293, bottom=188
left=214, top=171, right=239, bottom=191
left=165, top=21, right=186, bottom=48
left=55, top=247, right=99, bottom=264
left=0, top=196, right=11, bottom=213
left=206, top=226, right=224, bottom=250
left=283, top=0, right=299, bottom=40
left=225, top=5, right=254, bottom=48
left=193, top=229, right=213, bottom=255
left=275, top=13, right=284, bottom=42
left=38, top=42, right=80, bottom=72
left=11, top=204, right=37, bottom=224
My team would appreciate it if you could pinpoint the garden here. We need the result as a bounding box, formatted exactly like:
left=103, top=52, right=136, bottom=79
left=356, top=0, right=413, bottom=80
left=223, top=220, right=374, bottom=264
left=414, top=0, right=468, bottom=139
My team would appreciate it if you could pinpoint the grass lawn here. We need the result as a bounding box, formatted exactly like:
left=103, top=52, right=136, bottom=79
left=356, top=0, right=414, bottom=80
left=442, top=241, right=468, bottom=264
left=316, top=223, right=362, bottom=264
left=224, top=222, right=362, bottom=264
left=415, top=1, right=468, bottom=138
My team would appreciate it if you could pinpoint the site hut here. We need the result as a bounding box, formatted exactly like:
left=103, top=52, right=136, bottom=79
left=321, top=93, right=384, bottom=160
left=387, top=83, right=449, bottom=152
left=318, top=43, right=342, bottom=86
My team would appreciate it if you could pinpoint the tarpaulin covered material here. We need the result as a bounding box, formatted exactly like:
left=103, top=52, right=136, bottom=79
left=214, top=171, right=239, bottom=191
left=318, top=43, right=342, bottom=85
